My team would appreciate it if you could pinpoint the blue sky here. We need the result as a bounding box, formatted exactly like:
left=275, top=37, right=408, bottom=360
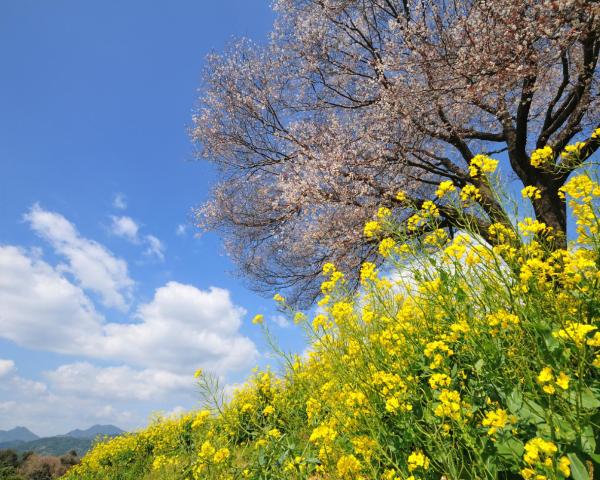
left=0, top=1, right=305, bottom=437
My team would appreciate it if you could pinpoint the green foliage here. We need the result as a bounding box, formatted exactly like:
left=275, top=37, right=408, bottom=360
left=0, top=438, right=92, bottom=457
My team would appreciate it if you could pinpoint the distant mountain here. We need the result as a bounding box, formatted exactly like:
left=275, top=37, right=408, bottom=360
left=0, top=426, right=39, bottom=443
left=65, top=424, right=124, bottom=439
left=0, top=424, right=124, bottom=456
left=0, top=436, right=93, bottom=456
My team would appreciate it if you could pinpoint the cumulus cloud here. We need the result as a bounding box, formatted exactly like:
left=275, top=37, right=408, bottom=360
left=110, top=216, right=140, bottom=242
left=112, top=193, right=127, bottom=210
left=0, top=245, right=104, bottom=352
left=99, top=282, right=257, bottom=374
left=0, top=207, right=259, bottom=435
left=24, top=204, right=134, bottom=311
left=0, top=246, right=256, bottom=375
left=0, top=381, right=140, bottom=437
left=0, top=358, right=196, bottom=437
left=45, top=363, right=194, bottom=401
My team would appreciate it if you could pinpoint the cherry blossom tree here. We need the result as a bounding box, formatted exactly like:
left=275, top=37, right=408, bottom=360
left=193, top=0, right=599, bottom=305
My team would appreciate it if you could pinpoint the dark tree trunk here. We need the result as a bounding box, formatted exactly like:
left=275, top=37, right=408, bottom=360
left=532, top=187, right=567, bottom=250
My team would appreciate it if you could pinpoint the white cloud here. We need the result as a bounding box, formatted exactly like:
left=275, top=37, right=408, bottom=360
left=98, top=282, right=257, bottom=374
left=0, top=207, right=260, bottom=435
left=108, top=214, right=165, bottom=261
left=45, top=363, right=194, bottom=401
left=0, top=360, right=15, bottom=378
left=0, top=246, right=256, bottom=375
left=162, top=406, right=187, bottom=418
left=176, top=224, right=187, bottom=236
left=144, top=234, right=165, bottom=261
left=0, top=359, right=192, bottom=437
left=0, top=359, right=47, bottom=396
left=110, top=216, right=140, bottom=243
left=271, top=314, right=290, bottom=328
left=0, top=245, right=104, bottom=352
left=113, top=193, right=127, bottom=210
left=24, top=204, right=134, bottom=311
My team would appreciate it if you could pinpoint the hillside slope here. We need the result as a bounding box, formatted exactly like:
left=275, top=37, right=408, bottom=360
left=0, top=436, right=93, bottom=456
left=64, top=173, right=600, bottom=479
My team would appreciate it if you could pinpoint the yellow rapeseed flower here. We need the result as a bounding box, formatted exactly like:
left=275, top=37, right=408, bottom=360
left=469, top=154, right=498, bottom=177
left=481, top=408, right=508, bottom=435
left=213, top=448, right=229, bottom=463
left=337, top=454, right=361, bottom=477
left=522, top=186, right=541, bottom=200
left=364, top=220, right=381, bottom=238
left=530, top=146, right=553, bottom=168
left=460, top=184, right=482, bottom=202
left=378, top=237, right=396, bottom=257
left=436, top=180, right=456, bottom=198
left=407, top=450, right=430, bottom=472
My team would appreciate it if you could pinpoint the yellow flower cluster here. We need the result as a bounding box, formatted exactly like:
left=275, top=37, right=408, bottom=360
left=517, top=218, right=551, bottom=237
left=428, top=372, right=451, bottom=390
left=469, top=154, right=498, bottom=177
left=488, top=222, right=517, bottom=244
left=521, top=438, right=570, bottom=479
left=460, top=184, right=482, bottom=202
left=407, top=213, right=424, bottom=232
left=561, top=141, right=585, bottom=162
left=407, top=450, right=430, bottom=472
left=530, top=146, right=553, bottom=169
left=434, top=389, right=465, bottom=421
left=321, top=262, right=345, bottom=294
left=553, top=321, right=596, bottom=347
left=337, top=454, right=361, bottom=477
left=378, top=237, right=396, bottom=257
left=364, top=220, right=381, bottom=238
left=421, top=200, right=439, bottom=217
left=536, top=367, right=569, bottom=395
left=377, top=206, right=392, bottom=219
left=521, top=185, right=541, bottom=200
left=486, top=310, right=519, bottom=329
left=481, top=408, right=509, bottom=436
left=436, top=180, right=456, bottom=198
left=443, top=233, right=470, bottom=261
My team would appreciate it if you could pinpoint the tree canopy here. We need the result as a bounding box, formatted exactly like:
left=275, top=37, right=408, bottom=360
left=193, top=0, right=599, bottom=306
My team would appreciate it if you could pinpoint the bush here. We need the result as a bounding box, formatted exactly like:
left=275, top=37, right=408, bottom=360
left=63, top=167, right=600, bottom=479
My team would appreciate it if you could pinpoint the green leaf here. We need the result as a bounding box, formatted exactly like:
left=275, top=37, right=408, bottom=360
left=580, top=425, right=596, bottom=455
left=567, top=452, right=590, bottom=480
left=543, top=332, right=561, bottom=352
left=495, top=437, right=524, bottom=460
left=554, top=417, right=577, bottom=443
left=580, top=388, right=600, bottom=410
left=506, top=388, right=545, bottom=424
left=566, top=388, right=600, bottom=410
